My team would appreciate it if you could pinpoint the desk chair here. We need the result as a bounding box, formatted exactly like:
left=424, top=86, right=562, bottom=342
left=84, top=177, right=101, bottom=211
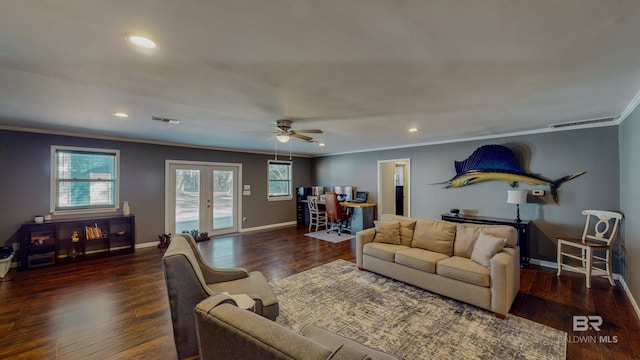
left=557, top=210, right=623, bottom=288
left=325, top=192, right=350, bottom=235
left=307, top=196, right=328, bottom=231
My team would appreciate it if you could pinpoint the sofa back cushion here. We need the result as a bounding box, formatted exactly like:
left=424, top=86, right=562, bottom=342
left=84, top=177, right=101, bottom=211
left=380, top=214, right=417, bottom=246
left=411, top=219, right=457, bottom=255
left=454, top=224, right=517, bottom=258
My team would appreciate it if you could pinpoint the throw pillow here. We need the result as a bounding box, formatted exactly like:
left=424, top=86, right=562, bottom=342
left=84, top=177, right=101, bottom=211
left=399, top=220, right=417, bottom=246
left=373, top=220, right=401, bottom=245
left=471, top=233, right=506, bottom=268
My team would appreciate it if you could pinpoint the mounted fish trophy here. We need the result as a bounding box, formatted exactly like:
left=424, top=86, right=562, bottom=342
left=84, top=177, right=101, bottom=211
left=433, top=144, right=585, bottom=204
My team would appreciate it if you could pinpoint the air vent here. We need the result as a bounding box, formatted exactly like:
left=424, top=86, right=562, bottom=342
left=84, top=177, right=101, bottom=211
left=549, top=116, right=618, bottom=129
left=152, top=116, right=180, bottom=124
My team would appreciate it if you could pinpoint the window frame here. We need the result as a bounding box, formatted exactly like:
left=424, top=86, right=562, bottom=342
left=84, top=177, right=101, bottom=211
left=50, top=145, right=120, bottom=215
left=267, top=160, right=293, bottom=201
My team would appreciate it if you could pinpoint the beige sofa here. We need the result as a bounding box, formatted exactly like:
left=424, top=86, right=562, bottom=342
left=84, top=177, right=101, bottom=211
left=195, top=294, right=399, bottom=360
left=356, top=214, right=520, bottom=318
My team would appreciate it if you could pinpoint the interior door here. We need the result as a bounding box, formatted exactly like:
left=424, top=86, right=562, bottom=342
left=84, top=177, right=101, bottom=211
left=168, top=162, right=239, bottom=236
left=377, top=159, right=410, bottom=218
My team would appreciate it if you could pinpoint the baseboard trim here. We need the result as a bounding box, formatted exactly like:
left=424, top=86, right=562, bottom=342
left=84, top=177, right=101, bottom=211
left=619, top=277, right=640, bottom=320
left=135, top=241, right=160, bottom=249
left=239, top=221, right=297, bottom=233
left=530, top=258, right=640, bottom=320
left=132, top=222, right=297, bottom=249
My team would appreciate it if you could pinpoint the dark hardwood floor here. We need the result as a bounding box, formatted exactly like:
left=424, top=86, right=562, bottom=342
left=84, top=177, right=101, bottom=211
left=1, top=224, right=638, bottom=359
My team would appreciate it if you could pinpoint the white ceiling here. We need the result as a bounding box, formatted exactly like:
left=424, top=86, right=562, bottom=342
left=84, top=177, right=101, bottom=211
left=1, top=1, right=639, bottom=156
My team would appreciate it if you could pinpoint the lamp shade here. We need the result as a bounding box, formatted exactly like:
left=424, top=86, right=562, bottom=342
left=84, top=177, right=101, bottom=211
left=507, top=190, right=528, bottom=205
left=276, top=133, right=290, bottom=143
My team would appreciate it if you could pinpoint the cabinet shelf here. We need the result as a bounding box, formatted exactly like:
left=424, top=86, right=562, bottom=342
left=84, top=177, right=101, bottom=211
left=19, top=215, right=135, bottom=270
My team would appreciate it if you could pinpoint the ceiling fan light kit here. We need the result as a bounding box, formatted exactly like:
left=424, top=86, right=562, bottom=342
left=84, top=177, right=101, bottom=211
left=273, top=119, right=323, bottom=143
left=276, top=133, right=291, bottom=143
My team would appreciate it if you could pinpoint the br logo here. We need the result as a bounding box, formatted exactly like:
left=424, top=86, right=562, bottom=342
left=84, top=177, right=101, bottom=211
left=573, top=315, right=602, bottom=331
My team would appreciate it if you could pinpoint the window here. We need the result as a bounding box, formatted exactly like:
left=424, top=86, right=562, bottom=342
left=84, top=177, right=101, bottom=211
left=51, top=146, right=120, bottom=214
left=267, top=160, right=292, bottom=201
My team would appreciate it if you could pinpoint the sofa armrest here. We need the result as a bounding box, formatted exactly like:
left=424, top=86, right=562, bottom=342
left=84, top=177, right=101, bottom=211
left=200, top=265, right=250, bottom=284
left=195, top=303, right=333, bottom=360
left=300, top=325, right=398, bottom=360
left=195, top=293, right=238, bottom=313
left=489, top=246, right=520, bottom=317
left=356, top=228, right=376, bottom=268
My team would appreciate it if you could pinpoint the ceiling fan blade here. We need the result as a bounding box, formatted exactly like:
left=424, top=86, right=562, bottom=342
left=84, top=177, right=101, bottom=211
left=291, top=129, right=323, bottom=134
left=291, top=133, right=314, bottom=142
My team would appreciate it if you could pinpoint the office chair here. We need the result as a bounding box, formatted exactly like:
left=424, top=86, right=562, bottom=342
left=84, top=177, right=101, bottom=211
left=325, top=192, right=350, bottom=235
left=557, top=210, right=623, bottom=288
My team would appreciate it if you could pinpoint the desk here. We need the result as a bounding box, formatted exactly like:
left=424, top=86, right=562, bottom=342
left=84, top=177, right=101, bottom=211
left=300, top=200, right=376, bottom=233
left=441, top=213, right=530, bottom=267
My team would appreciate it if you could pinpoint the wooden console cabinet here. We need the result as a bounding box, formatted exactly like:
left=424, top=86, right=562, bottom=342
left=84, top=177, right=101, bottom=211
left=19, top=215, right=135, bottom=270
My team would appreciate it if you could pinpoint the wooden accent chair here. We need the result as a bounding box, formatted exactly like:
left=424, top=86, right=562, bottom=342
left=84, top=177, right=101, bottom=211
left=307, top=196, right=328, bottom=231
left=557, top=210, right=623, bottom=288
left=325, top=192, right=350, bottom=235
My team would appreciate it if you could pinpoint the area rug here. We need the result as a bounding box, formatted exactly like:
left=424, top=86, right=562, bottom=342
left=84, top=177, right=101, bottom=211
left=304, top=230, right=355, bottom=243
left=271, top=260, right=566, bottom=360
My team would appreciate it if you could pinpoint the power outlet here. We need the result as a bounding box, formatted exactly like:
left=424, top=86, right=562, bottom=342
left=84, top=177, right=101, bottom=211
left=242, top=217, right=247, bottom=222
left=12, top=242, right=19, bottom=251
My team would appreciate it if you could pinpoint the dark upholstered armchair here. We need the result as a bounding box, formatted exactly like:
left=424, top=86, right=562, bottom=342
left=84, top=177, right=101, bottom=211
left=162, top=233, right=279, bottom=359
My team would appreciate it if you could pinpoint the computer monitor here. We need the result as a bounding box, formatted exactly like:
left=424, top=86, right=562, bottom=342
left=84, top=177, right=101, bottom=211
left=332, top=186, right=354, bottom=201
left=354, top=191, right=368, bottom=202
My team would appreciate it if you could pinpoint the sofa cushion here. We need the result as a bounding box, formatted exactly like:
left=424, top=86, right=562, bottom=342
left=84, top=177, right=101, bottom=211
left=380, top=214, right=412, bottom=222
left=411, top=219, right=456, bottom=255
left=436, top=256, right=491, bottom=287
left=363, top=242, right=409, bottom=262
left=373, top=220, right=401, bottom=245
left=454, top=224, right=518, bottom=258
left=399, top=220, right=417, bottom=247
left=470, top=233, right=506, bottom=268
left=453, top=224, right=481, bottom=258
left=395, top=248, right=449, bottom=273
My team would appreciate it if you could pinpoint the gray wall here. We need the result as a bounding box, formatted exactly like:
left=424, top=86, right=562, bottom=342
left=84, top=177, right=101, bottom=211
left=619, top=105, right=640, bottom=305
left=0, top=130, right=311, bottom=250
left=312, top=126, right=621, bottom=267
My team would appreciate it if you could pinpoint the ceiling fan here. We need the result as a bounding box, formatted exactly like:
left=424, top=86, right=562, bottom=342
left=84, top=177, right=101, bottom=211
left=273, top=119, right=323, bottom=143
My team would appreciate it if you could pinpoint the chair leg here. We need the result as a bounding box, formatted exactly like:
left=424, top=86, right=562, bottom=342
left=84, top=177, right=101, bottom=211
left=605, top=249, right=615, bottom=286
left=556, top=242, right=563, bottom=276
left=585, top=247, right=592, bottom=288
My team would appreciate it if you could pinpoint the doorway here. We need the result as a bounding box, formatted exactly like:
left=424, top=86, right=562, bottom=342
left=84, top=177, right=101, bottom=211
left=166, top=161, right=241, bottom=236
left=377, top=159, right=410, bottom=218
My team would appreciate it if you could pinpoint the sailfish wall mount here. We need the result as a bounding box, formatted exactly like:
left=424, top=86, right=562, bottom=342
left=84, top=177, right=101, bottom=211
left=433, top=144, right=585, bottom=204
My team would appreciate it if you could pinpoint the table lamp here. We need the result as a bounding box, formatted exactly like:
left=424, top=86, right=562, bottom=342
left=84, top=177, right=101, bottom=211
left=507, top=190, right=528, bottom=222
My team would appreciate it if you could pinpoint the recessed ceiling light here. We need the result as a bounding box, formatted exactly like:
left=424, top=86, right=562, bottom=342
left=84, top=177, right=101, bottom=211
left=318, top=142, right=326, bottom=147
left=408, top=128, right=419, bottom=132
left=125, top=34, right=157, bottom=49
left=113, top=112, right=129, bottom=118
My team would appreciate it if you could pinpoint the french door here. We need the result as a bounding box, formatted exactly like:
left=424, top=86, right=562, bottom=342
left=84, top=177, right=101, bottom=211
left=167, top=162, right=240, bottom=236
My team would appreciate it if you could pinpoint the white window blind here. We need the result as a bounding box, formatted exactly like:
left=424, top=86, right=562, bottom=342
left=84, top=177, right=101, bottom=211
left=267, top=160, right=292, bottom=201
left=51, top=146, right=119, bottom=213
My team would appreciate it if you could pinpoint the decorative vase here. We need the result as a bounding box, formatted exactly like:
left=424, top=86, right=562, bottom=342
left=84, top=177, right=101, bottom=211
left=123, top=201, right=130, bottom=216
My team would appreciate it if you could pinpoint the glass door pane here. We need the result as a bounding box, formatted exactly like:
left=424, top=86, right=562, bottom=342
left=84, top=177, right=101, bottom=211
left=212, top=167, right=235, bottom=231
left=175, top=169, right=201, bottom=233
